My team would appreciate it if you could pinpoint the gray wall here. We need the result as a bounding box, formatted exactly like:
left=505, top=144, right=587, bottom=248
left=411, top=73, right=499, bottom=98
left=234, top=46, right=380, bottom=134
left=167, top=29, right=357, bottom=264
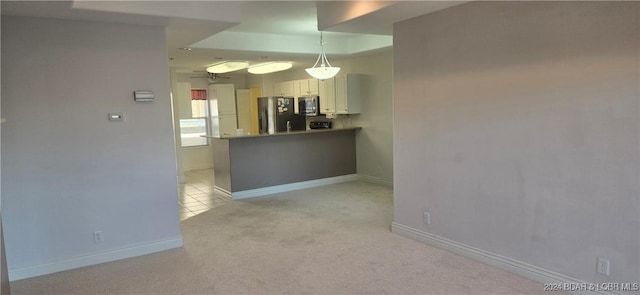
left=393, top=1, right=639, bottom=284
left=1, top=16, right=182, bottom=278
left=333, top=51, right=393, bottom=186
left=227, top=130, right=357, bottom=191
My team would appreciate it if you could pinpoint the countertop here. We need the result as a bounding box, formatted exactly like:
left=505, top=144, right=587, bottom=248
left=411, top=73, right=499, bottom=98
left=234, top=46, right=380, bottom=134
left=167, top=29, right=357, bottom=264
left=202, top=127, right=362, bottom=140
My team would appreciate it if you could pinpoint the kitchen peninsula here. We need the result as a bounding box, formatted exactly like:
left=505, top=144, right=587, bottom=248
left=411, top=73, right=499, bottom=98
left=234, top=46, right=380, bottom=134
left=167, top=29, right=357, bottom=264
left=204, top=127, right=361, bottom=199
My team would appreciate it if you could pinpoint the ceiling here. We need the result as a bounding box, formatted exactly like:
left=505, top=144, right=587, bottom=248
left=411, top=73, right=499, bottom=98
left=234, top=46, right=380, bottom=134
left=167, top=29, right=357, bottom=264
left=1, top=1, right=466, bottom=74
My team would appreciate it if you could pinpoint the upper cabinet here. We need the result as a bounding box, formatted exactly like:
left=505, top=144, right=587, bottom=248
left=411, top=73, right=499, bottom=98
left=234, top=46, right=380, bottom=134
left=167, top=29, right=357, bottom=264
left=276, top=79, right=319, bottom=97
left=274, top=81, right=295, bottom=96
left=334, top=74, right=362, bottom=114
left=297, top=78, right=319, bottom=96
left=319, top=74, right=362, bottom=115
left=319, top=78, right=336, bottom=114
left=274, top=75, right=361, bottom=115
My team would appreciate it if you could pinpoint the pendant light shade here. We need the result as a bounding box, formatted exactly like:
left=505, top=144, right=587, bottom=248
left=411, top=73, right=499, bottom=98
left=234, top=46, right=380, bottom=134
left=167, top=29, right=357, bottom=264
left=305, top=66, right=341, bottom=80
left=306, top=32, right=340, bottom=80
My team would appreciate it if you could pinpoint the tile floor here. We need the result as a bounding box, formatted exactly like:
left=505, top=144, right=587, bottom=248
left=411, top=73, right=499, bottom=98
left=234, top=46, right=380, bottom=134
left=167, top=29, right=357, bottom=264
left=178, top=169, right=230, bottom=221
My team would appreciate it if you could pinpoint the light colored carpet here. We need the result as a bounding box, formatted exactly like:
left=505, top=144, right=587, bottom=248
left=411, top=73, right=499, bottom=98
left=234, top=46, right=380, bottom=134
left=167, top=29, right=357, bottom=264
left=10, top=181, right=550, bottom=294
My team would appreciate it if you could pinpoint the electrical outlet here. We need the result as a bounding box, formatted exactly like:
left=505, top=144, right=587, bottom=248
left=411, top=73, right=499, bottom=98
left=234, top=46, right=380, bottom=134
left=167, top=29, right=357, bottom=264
left=93, top=231, right=103, bottom=243
left=597, top=257, right=610, bottom=276
left=423, top=211, right=431, bottom=225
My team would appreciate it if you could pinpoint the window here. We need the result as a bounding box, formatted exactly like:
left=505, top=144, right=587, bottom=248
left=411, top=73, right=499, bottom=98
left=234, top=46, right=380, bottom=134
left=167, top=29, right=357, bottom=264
left=180, top=89, right=209, bottom=147
left=190, top=89, right=207, bottom=118
left=180, top=118, right=208, bottom=147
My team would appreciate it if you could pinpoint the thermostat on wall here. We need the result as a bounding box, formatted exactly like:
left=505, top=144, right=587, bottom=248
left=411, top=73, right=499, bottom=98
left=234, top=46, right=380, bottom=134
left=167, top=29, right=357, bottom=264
left=108, top=112, right=124, bottom=121
left=134, top=90, right=154, bottom=102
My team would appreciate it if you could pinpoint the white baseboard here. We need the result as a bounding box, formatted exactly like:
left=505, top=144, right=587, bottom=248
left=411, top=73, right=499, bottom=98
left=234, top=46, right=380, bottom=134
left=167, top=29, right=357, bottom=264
left=358, top=174, right=393, bottom=187
left=9, top=237, right=183, bottom=281
left=231, top=174, right=360, bottom=200
left=391, top=223, right=618, bottom=295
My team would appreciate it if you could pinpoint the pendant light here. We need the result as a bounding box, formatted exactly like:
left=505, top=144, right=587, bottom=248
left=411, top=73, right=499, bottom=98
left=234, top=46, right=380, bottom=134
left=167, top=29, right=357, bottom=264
left=305, top=32, right=340, bottom=80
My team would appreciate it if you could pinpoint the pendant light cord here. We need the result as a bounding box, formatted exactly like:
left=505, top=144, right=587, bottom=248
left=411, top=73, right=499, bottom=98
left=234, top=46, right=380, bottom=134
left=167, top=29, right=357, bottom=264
left=310, top=32, right=333, bottom=68
left=306, top=31, right=341, bottom=80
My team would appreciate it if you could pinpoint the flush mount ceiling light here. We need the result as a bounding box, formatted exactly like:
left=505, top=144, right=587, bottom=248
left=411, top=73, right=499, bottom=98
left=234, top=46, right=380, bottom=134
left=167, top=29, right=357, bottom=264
left=306, top=32, right=340, bottom=80
left=248, top=62, right=293, bottom=74
left=206, top=61, right=250, bottom=74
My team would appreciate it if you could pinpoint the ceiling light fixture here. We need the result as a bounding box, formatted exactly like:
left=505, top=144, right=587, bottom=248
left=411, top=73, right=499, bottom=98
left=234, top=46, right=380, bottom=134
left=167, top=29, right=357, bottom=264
left=248, top=62, right=293, bottom=74
left=206, top=61, right=249, bottom=74
left=306, top=32, right=340, bottom=80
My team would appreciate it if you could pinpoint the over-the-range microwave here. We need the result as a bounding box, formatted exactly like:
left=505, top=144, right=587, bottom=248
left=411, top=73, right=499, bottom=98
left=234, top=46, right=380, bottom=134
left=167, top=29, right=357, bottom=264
left=298, top=96, right=319, bottom=116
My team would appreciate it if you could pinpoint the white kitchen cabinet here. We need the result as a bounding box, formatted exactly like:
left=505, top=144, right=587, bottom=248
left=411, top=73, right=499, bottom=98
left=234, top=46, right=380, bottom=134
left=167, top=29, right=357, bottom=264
left=208, top=84, right=238, bottom=137
left=298, top=78, right=319, bottom=96
left=308, top=79, right=319, bottom=95
left=319, top=78, right=336, bottom=114
left=209, top=84, right=237, bottom=115
left=291, top=79, right=319, bottom=98
left=335, top=74, right=362, bottom=114
left=274, top=81, right=295, bottom=96
left=217, top=114, right=238, bottom=137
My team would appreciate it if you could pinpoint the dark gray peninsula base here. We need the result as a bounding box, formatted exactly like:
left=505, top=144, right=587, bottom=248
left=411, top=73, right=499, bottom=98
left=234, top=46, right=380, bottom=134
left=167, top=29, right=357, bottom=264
left=205, top=128, right=360, bottom=199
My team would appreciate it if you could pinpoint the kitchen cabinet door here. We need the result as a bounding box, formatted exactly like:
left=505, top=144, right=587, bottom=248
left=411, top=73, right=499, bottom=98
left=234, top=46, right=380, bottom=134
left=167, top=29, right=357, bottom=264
left=274, top=81, right=294, bottom=96
left=299, top=79, right=319, bottom=96
left=218, top=113, right=238, bottom=137
left=307, top=79, right=319, bottom=95
left=319, top=78, right=336, bottom=114
left=335, top=74, right=362, bottom=114
left=209, top=84, right=237, bottom=115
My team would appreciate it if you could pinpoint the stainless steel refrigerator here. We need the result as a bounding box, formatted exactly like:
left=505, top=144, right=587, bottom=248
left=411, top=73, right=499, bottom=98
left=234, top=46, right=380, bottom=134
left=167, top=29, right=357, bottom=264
left=257, top=96, right=306, bottom=134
